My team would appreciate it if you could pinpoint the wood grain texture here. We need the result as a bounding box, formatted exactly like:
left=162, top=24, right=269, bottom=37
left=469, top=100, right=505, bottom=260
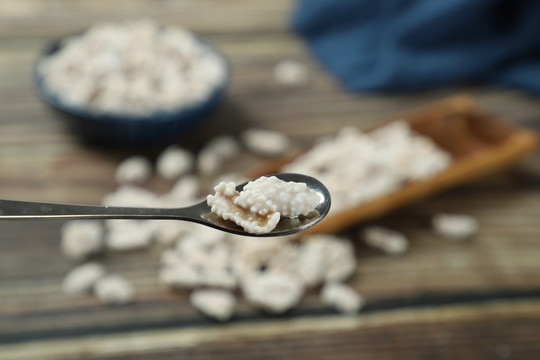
left=3, top=301, right=540, bottom=360
left=2, top=0, right=540, bottom=359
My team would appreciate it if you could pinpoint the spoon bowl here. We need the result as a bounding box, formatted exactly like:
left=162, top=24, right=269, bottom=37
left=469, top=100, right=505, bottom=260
left=0, top=173, right=331, bottom=237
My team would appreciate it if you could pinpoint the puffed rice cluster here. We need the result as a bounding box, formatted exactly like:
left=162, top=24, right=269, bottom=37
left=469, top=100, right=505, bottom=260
left=283, top=120, right=452, bottom=212
left=207, top=176, right=320, bottom=234
left=38, top=19, right=227, bottom=116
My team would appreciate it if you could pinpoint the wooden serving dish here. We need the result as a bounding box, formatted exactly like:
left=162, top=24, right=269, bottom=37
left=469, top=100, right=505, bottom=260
left=247, top=95, right=539, bottom=235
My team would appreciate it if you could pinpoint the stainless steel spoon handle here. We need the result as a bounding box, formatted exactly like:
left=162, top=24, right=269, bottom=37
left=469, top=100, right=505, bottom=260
left=0, top=173, right=331, bottom=237
left=0, top=199, right=187, bottom=221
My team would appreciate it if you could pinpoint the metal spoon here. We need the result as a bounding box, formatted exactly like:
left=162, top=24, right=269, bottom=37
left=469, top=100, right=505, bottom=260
left=0, top=173, right=331, bottom=237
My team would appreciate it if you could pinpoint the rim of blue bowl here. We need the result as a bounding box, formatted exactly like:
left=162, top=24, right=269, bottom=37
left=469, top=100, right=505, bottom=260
left=32, top=31, right=230, bottom=135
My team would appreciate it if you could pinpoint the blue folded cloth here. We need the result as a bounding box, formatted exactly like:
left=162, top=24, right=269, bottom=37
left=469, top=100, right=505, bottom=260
left=292, top=0, right=540, bottom=93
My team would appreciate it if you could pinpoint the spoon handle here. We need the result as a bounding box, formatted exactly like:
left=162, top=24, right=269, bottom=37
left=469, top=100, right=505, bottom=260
left=0, top=199, right=183, bottom=221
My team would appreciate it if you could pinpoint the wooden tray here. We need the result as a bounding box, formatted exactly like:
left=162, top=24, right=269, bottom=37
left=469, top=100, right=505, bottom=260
left=247, top=95, right=539, bottom=235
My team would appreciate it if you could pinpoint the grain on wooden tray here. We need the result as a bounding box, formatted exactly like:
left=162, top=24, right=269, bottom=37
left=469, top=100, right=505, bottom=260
left=282, top=121, right=452, bottom=213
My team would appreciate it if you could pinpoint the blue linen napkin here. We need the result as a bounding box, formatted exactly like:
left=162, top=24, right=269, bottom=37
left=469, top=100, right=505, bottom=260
left=292, top=0, right=540, bottom=93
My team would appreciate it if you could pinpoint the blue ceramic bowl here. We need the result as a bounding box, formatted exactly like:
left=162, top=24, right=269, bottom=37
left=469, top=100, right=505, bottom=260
left=33, top=35, right=229, bottom=146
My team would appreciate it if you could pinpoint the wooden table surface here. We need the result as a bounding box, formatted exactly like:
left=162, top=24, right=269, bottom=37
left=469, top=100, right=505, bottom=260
left=3, top=1, right=540, bottom=359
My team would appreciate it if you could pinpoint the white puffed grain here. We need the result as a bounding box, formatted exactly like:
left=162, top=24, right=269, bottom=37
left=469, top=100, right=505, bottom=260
left=188, top=223, right=229, bottom=248
left=229, top=237, right=286, bottom=280
left=242, top=272, right=304, bottom=313
left=363, top=226, right=409, bottom=255
left=302, top=234, right=357, bottom=282
left=115, top=156, right=152, bottom=183
left=297, top=240, right=326, bottom=287
left=153, top=221, right=194, bottom=245
left=160, top=248, right=183, bottom=266
left=433, top=213, right=478, bottom=240
left=39, top=19, right=227, bottom=116
left=207, top=177, right=319, bottom=234
left=211, top=173, right=248, bottom=188
left=61, top=220, right=104, bottom=260
left=170, top=175, right=199, bottom=199
left=190, top=289, right=236, bottom=321
left=197, top=147, right=221, bottom=176
left=175, top=233, right=230, bottom=271
left=207, top=181, right=280, bottom=234
left=105, top=220, right=155, bottom=251
left=326, top=242, right=357, bottom=282
left=266, top=242, right=301, bottom=275
left=320, top=282, right=364, bottom=315
left=199, top=268, right=237, bottom=289
left=95, top=275, right=134, bottom=305
left=156, top=146, right=194, bottom=180
left=160, top=175, right=200, bottom=207
left=102, top=184, right=158, bottom=207
left=159, top=263, right=202, bottom=289
left=242, top=129, right=291, bottom=156
left=62, top=262, right=106, bottom=296
left=273, top=60, right=308, bottom=87
left=237, top=176, right=320, bottom=218
left=202, top=136, right=240, bottom=160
